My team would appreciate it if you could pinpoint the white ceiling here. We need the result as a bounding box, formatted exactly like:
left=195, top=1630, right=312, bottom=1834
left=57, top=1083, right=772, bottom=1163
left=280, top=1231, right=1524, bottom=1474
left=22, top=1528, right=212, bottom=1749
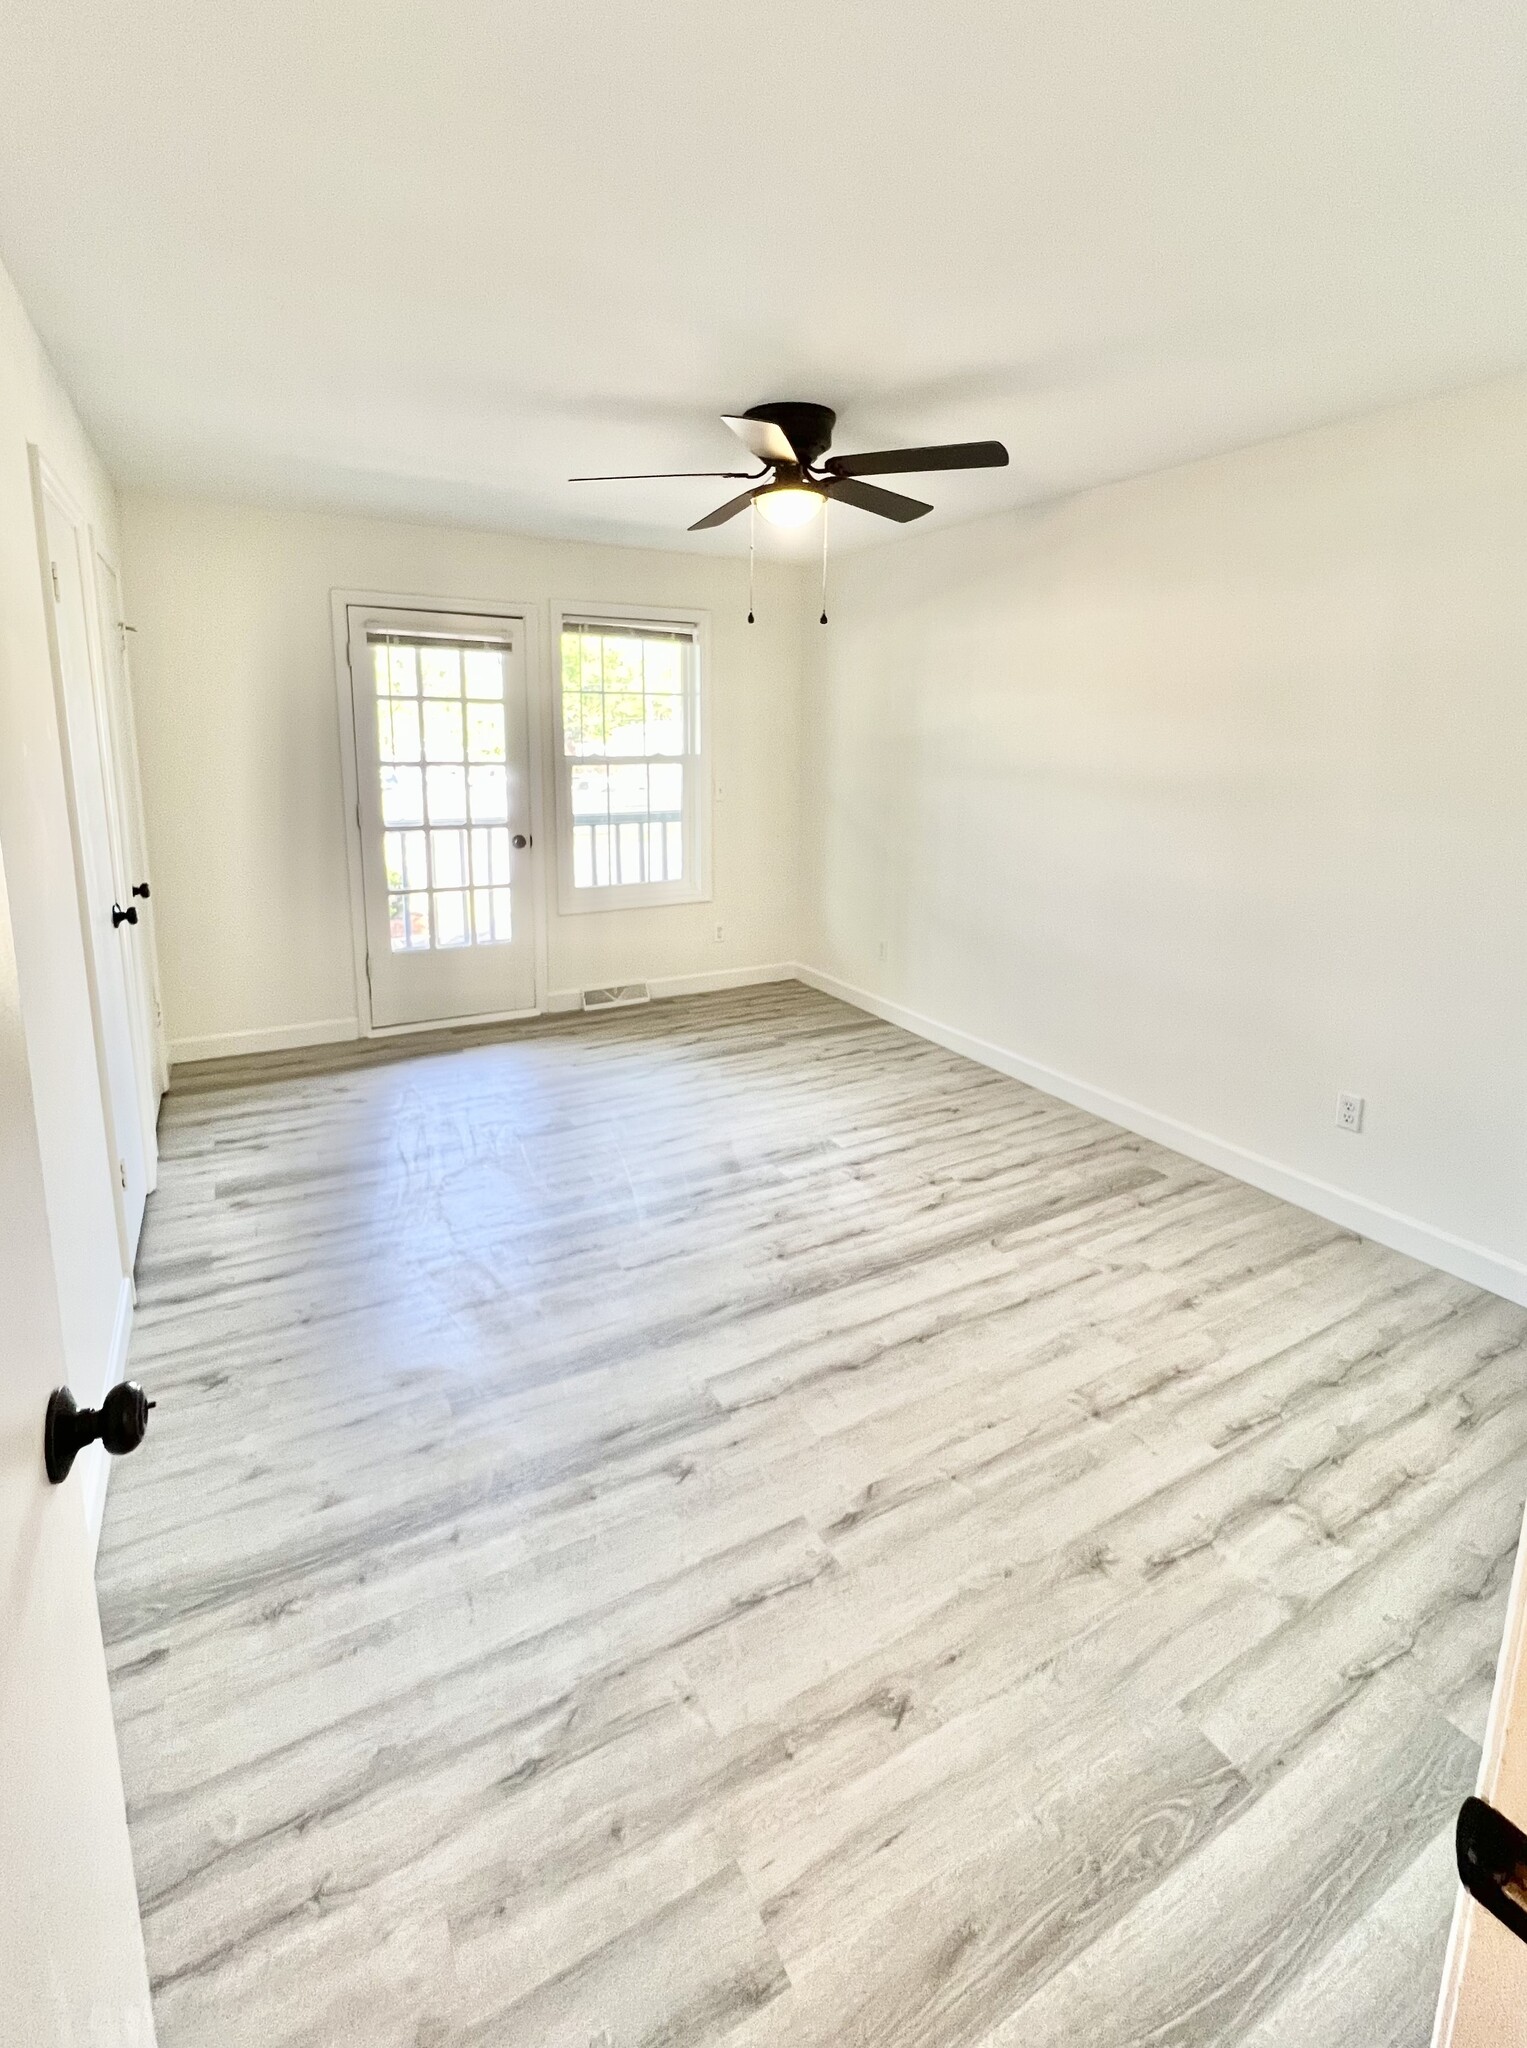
left=4, top=2, right=1527, bottom=554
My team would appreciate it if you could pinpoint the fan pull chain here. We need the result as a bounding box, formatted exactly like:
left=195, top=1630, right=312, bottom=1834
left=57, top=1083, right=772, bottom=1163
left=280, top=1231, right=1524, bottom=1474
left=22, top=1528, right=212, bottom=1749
left=819, top=500, right=830, bottom=624
left=747, top=501, right=756, bottom=624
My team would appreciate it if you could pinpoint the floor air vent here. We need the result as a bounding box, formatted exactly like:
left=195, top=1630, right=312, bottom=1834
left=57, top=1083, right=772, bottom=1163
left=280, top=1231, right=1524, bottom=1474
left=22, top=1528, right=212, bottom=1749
left=581, top=983, right=651, bottom=1011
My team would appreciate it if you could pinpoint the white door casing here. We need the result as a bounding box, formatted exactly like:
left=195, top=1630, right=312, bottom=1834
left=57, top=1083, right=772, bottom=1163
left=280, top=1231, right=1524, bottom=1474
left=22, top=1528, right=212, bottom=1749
left=346, top=605, right=537, bottom=1029
left=39, top=466, right=148, bottom=1262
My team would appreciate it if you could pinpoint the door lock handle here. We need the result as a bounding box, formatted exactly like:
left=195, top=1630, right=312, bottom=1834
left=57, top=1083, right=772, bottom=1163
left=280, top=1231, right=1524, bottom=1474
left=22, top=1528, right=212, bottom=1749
left=45, top=1380, right=155, bottom=1483
left=131, top=881, right=151, bottom=900
left=1458, top=1797, right=1527, bottom=1948
left=111, top=902, right=138, bottom=928
left=511, top=833, right=530, bottom=849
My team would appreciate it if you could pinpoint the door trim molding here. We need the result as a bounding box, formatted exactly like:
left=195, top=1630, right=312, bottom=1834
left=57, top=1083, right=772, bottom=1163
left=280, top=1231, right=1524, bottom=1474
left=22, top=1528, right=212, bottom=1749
left=329, top=587, right=548, bottom=1037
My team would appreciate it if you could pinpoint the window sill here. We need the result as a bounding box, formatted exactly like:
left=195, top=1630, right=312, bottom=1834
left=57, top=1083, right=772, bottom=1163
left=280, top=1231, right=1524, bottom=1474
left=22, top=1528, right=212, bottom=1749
left=557, top=878, right=711, bottom=915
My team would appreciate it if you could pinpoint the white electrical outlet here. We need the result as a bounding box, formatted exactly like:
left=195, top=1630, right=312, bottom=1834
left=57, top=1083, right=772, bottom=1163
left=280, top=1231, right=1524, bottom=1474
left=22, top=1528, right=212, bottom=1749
left=1337, top=1092, right=1364, bottom=1133
left=713, top=921, right=724, bottom=943
left=877, top=940, right=888, bottom=963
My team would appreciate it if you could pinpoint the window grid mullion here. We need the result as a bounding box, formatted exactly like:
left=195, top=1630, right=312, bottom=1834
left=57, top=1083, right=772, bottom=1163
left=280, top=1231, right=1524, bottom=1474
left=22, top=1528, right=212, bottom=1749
left=419, top=656, right=437, bottom=947
left=560, top=620, right=699, bottom=901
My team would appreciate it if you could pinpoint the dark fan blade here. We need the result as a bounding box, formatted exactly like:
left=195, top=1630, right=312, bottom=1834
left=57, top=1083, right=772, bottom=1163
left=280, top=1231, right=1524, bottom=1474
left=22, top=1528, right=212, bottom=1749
left=721, top=414, right=799, bottom=465
left=569, top=469, right=756, bottom=482
left=825, top=439, right=1009, bottom=478
left=826, top=477, right=932, bottom=522
left=689, top=488, right=758, bottom=531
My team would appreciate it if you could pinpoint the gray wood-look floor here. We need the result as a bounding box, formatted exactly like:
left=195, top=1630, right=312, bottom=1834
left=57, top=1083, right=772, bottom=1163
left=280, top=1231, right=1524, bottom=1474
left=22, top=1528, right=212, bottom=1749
left=99, top=982, right=1527, bottom=2047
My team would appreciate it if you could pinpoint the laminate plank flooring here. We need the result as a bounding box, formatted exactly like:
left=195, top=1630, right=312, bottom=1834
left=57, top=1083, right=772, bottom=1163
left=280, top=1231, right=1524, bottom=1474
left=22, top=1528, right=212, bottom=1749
left=98, top=982, right=1527, bottom=2046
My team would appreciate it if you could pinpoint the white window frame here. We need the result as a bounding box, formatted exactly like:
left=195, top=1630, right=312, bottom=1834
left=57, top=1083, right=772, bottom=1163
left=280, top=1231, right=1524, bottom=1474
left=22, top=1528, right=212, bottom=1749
left=550, top=602, right=712, bottom=914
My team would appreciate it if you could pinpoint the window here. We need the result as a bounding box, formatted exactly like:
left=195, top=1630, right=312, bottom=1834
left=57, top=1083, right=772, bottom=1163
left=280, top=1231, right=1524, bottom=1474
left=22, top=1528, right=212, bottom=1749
left=370, top=630, right=516, bottom=952
left=554, top=612, right=708, bottom=909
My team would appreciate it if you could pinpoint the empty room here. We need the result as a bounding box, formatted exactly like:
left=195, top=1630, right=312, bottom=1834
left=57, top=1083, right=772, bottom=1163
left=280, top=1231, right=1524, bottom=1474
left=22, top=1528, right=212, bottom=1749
left=5, top=6, right=1527, bottom=2044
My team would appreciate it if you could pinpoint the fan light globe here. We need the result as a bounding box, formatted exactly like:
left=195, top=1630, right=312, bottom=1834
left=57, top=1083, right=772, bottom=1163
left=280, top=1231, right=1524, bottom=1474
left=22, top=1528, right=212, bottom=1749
left=756, top=484, right=825, bottom=528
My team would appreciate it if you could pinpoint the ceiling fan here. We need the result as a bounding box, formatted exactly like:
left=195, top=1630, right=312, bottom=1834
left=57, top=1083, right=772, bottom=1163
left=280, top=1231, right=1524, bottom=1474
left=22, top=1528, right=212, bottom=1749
left=569, top=401, right=1009, bottom=530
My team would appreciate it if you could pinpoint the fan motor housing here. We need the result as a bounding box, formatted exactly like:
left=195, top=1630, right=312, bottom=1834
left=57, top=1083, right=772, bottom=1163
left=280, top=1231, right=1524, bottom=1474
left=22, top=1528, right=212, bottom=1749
left=744, top=402, right=836, bottom=468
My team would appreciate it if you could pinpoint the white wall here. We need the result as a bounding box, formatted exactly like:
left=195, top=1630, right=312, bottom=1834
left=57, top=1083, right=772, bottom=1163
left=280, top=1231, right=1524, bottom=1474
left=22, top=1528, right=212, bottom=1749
left=114, top=380, right=1527, bottom=1305
left=120, top=492, right=805, bottom=1059
left=0, top=255, right=134, bottom=1463
left=800, top=373, right=1527, bottom=1301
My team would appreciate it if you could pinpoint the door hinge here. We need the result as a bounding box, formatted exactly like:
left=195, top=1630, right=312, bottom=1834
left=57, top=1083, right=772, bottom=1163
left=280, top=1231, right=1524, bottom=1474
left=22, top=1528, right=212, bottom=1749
left=50, top=560, right=61, bottom=602
left=119, top=1159, right=127, bottom=1190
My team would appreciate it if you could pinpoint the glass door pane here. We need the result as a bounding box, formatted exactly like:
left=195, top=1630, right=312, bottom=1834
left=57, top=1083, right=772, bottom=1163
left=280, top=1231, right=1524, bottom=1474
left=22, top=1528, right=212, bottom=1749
left=350, top=610, right=534, bottom=1027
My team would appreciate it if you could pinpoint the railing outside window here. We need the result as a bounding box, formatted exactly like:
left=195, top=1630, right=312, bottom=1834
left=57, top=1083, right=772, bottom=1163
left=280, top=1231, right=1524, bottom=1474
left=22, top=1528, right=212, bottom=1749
left=572, top=809, right=685, bottom=889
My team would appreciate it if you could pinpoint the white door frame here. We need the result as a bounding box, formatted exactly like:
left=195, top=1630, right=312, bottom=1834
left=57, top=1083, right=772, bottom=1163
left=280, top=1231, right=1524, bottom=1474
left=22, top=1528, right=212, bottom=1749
left=330, top=588, right=549, bottom=1036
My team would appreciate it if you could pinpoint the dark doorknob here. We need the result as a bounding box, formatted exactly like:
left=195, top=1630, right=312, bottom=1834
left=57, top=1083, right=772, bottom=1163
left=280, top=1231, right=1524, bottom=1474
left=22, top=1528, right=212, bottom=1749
left=131, top=881, right=151, bottom=900
left=511, top=833, right=530, bottom=849
left=1457, top=1797, right=1527, bottom=1948
left=111, top=902, right=138, bottom=928
left=45, top=1381, right=155, bottom=1483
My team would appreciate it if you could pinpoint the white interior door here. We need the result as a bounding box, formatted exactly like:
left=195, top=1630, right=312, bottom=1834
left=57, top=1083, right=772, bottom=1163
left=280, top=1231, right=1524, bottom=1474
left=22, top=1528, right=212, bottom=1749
left=41, top=476, right=148, bottom=1261
left=0, top=883, right=155, bottom=2043
left=348, top=607, right=536, bottom=1028
left=93, top=550, right=164, bottom=1166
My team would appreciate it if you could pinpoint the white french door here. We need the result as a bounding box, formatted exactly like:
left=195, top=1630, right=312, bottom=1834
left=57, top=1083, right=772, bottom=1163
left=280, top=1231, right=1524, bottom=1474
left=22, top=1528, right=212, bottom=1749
left=347, top=607, right=536, bottom=1028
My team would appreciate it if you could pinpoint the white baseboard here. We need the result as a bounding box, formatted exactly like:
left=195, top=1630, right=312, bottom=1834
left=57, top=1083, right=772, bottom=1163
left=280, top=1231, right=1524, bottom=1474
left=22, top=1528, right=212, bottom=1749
left=82, top=1274, right=135, bottom=1565
left=793, top=961, right=1527, bottom=1309
left=170, top=1016, right=360, bottom=1064
left=544, top=963, right=796, bottom=1013
left=159, top=965, right=1526, bottom=1306
left=170, top=971, right=795, bottom=1055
